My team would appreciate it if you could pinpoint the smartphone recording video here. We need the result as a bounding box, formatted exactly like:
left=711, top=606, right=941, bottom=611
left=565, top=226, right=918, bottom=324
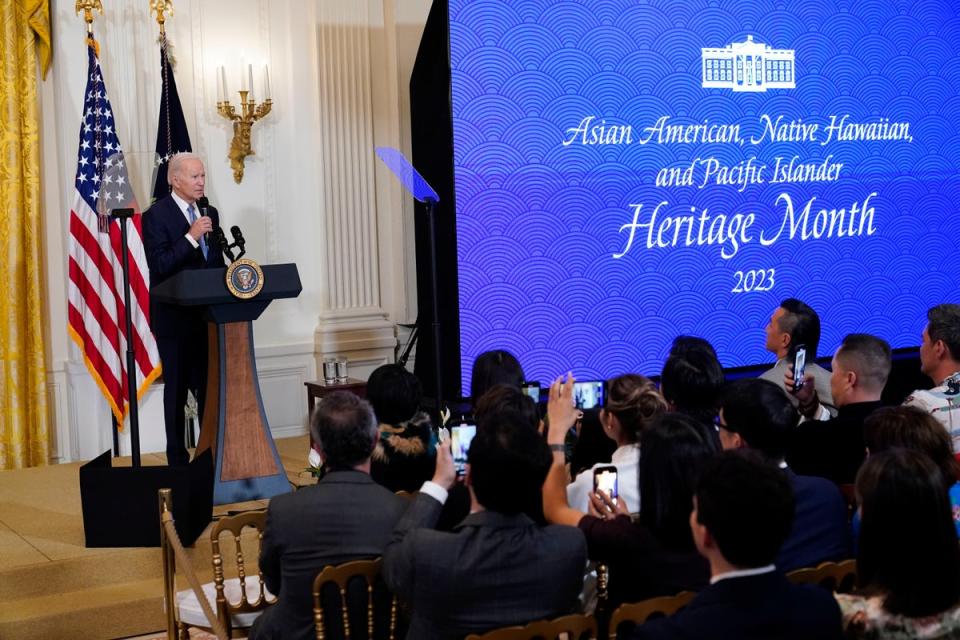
left=793, top=345, right=807, bottom=391
left=573, top=381, right=604, bottom=410
left=451, top=424, right=476, bottom=475
left=593, top=465, right=618, bottom=502
left=521, top=381, right=541, bottom=403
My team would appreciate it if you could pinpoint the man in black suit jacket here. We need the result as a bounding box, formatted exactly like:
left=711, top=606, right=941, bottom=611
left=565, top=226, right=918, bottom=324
left=717, top=379, right=851, bottom=572
left=143, top=153, right=225, bottom=465
left=788, top=333, right=890, bottom=484
left=383, top=407, right=587, bottom=640
left=631, top=451, right=843, bottom=640
left=251, top=392, right=409, bottom=640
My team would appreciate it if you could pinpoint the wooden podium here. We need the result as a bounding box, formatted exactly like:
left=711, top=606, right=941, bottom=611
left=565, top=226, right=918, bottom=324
left=152, top=263, right=301, bottom=504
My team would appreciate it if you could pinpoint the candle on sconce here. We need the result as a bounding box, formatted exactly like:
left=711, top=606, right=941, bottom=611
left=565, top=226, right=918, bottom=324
left=263, top=64, right=271, bottom=100
left=220, top=66, right=228, bottom=100
left=240, top=60, right=247, bottom=92
left=247, top=64, right=255, bottom=102
left=216, top=66, right=224, bottom=103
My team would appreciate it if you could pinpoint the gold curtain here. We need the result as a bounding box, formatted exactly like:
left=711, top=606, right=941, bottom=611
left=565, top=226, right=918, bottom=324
left=0, top=0, right=51, bottom=469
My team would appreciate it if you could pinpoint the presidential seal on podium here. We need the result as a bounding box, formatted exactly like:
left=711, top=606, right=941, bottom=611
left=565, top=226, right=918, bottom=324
left=225, top=258, right=265, bottom=299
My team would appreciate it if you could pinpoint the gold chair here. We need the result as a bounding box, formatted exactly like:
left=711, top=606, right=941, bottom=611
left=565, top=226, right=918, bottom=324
left=464, top=613, right=597, bottom=640
left=174, top=509, right=276, bottom=638
left=312, top=558, right=401, bottom=640
left=607, top=591, right=696, bottom=640
left=787, top=559, right=857, bottom=593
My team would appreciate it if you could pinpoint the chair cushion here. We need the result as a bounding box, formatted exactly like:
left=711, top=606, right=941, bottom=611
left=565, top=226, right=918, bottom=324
left=176, top=578, right=275, bottom=628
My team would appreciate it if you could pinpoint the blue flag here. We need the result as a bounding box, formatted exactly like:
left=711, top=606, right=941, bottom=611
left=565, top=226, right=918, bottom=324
left=152, top=35, right=192, bottom=201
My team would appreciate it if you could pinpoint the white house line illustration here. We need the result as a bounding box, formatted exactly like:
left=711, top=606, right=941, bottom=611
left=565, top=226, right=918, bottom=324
left=702, top=35, right=795, bottom=92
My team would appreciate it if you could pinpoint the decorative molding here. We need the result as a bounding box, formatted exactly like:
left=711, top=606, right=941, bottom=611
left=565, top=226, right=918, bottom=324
left=45, top=372, right=69, bottom=464
left=272, top=424, right=308, bottom=440
left=316, top=1, right=383, bottom=314
left=259, top=0, right=280, bottom=262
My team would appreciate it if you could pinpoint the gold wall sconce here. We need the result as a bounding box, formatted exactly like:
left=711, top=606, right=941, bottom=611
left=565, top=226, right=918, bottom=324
left=216, top=65, right=272, bottom=183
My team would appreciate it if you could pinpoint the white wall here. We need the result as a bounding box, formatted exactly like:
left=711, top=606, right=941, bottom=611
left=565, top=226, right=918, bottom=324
left=40, top=0, right=432, bottom=462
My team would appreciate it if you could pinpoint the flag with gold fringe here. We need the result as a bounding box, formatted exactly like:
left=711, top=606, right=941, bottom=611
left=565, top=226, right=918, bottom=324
left=67, top=35, right=161, bottom=425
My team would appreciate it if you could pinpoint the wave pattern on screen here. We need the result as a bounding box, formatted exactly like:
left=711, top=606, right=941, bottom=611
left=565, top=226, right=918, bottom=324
left=450, top=0, right=960, bottom=391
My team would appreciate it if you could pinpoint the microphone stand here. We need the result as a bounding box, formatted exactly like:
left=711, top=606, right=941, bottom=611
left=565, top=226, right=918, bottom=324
left=425, top=197, right=444, bottom=427
left=111, top=208, right=141, bottom=467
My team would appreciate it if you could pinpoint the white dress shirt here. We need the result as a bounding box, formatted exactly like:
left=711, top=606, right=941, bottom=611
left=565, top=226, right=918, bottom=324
left=566, top=444, right=640, bottom=514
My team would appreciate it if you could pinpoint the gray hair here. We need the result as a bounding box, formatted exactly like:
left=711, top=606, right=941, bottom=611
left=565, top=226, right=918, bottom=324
left=167, top=152, right=203, bottom=185
left=310, top=391, right=378, bottom=469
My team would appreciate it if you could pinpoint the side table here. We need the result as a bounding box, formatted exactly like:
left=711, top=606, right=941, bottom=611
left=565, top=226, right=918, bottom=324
left=305, top=378, right=368, bottom=416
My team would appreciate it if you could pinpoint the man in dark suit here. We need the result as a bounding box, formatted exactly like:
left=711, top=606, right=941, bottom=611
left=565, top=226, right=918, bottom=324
left=718, top=379, right=851, bottom=572
left=788, top=333, right=890, bottom=484
left=383, top=407, right=587, bottom=640
left=251, top=392, right=409, bottom=640
left=631, top=451, right=843, bottom=640
left=143, top=153, right=225, bottom=465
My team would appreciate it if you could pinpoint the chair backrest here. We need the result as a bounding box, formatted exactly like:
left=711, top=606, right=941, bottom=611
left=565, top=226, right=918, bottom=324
left=787, top=559, right=857, bottom=593
left=464, top=613, right=597, bottom=640
left=312, top=558, right=400, bottom=640
left=210, top=509, right=275, bottom=633
left=608, top=591, right=696, bottom=640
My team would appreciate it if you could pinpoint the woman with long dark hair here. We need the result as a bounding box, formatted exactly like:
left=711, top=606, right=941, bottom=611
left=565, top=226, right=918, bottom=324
left=543, top=377, right=713, bottom=609
left=863, top=405, right=960, bottom=536
left=837, top=449, right=960, bottom=637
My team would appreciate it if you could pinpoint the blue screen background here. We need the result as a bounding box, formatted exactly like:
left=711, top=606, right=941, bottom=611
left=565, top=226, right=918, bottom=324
left=449, top=0, right=960, bottom=390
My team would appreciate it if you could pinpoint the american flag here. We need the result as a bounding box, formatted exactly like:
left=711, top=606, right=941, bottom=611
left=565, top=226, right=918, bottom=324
left=67, top=38, right=161, bottom=424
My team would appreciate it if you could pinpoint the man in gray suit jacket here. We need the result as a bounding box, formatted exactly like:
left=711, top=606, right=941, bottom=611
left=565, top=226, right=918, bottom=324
left=384, top=409, right=587, bottom=640
left=760, top=298, right=836, bottom=413
left=251, top=392, right=409, bottom=640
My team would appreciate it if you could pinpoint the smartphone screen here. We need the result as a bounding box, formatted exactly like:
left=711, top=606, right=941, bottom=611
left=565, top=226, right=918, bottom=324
left=521, top=382, right=540, bottom=403
left=793, top=345, right=807, bottom=391
left=451, top=424, right=476, bottom=475
left=593, top=465, right=618, bottom=502
left=573, top=381, right=604, bottom=409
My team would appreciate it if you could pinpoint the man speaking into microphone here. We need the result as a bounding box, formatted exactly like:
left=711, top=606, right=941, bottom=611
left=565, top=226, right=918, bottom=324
left=143, top=152, right=226, bottom=466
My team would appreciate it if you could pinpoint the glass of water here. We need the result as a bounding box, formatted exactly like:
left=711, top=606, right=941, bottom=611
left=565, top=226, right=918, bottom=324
left=335, top=357, right=348, bottom=383
left=322, top=357, right=337, bottom=384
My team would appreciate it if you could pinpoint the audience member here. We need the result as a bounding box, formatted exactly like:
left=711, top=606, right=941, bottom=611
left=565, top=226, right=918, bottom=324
left=469, top=349, right=525, bottom=409
left=568, top=408, right=617, bottom=478
left=631, top=450, right=843, bottom=640
left=788, top=333, right=890, bottom=484
left=543, top=387, right=712, bottom=609
left=473, top=382, right=540, bottom=430
left=719, top=379, right=851, bottom=572
left=660, top=342, right=724, bottom=430
left=566, top=374, right=668, bottom=512
left=367, top=363, right=436, bottom=492
left=837, top=449, right=960, bottom=637
left=760, top=298, right=836, bottom=411
left=383, top=404, right=586, bottom=640
left=669, top=335, right=719, bottom=360
left=252, top=392, right=409, bottom=640
left=904, top=303, right=960, bottom=448
left=436, top=385, right=548, bottom=530
left=864, top=405, right=960, bottom=535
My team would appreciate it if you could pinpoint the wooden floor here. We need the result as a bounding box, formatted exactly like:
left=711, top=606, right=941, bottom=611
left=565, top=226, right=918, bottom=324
left=0, top=435, right=313, bottom=640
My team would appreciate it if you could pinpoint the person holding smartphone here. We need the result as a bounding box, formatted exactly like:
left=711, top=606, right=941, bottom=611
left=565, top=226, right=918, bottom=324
left=566, top=374, right=666, bottom=513
left=542, top=375, right=714, bottom=611
left=383, top=394, right=586, bottom=639
left=760, top=299, right=837, bottom=414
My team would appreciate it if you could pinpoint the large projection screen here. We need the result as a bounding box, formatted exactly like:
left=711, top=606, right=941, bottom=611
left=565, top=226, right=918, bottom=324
left=449, top=0, right=960, bottom=391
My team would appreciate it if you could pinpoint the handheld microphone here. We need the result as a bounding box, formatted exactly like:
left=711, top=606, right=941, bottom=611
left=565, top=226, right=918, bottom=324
left=230, top=225, right=246, bottom=259
left=197, top=196, right=211, bottom=246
